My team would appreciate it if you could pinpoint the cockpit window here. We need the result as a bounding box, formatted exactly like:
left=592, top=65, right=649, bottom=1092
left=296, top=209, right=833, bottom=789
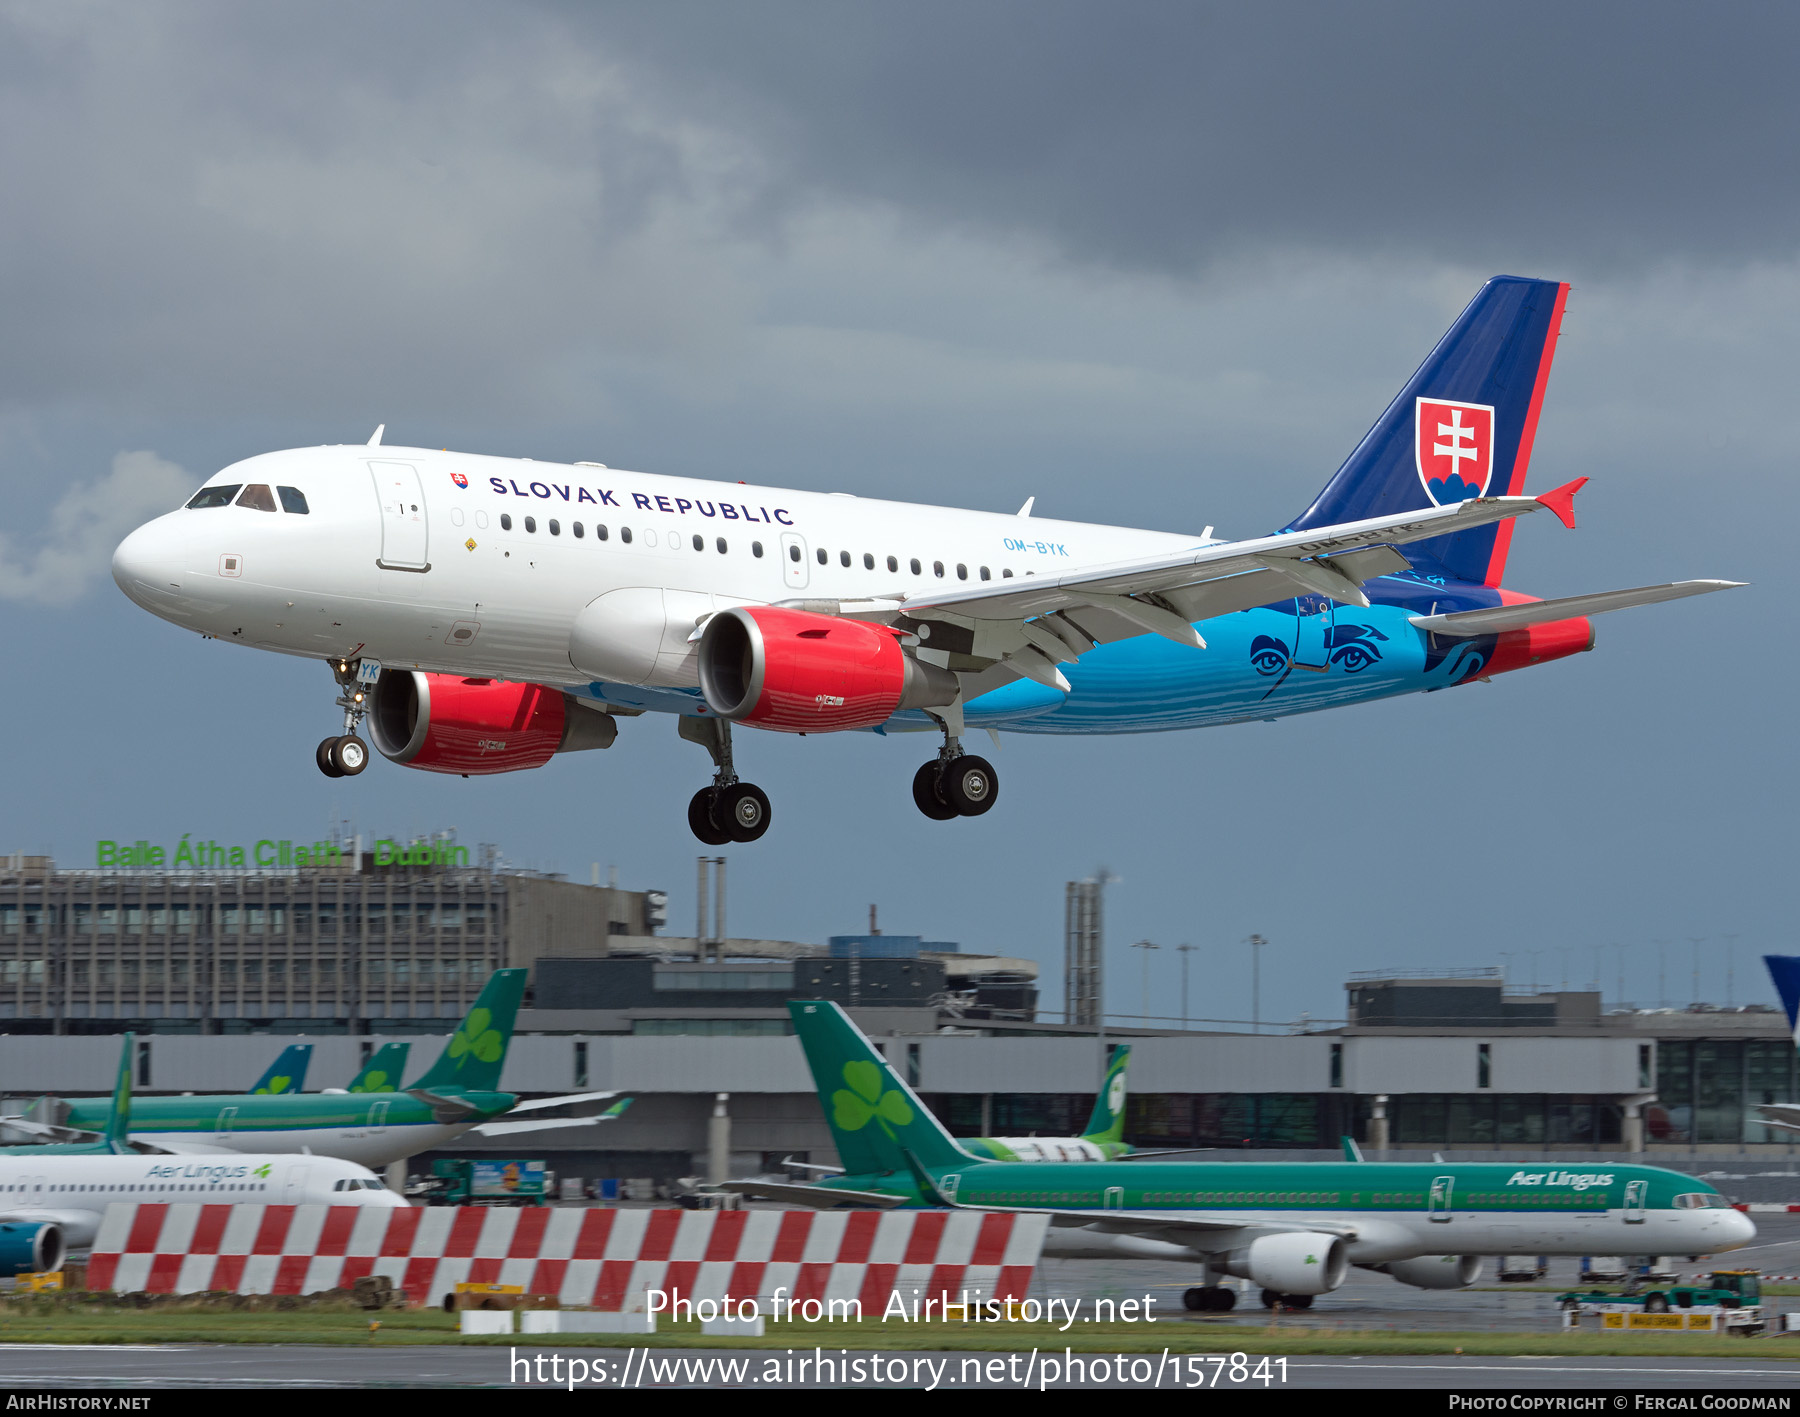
left=1673, top=1192, right=1731, bottom=1209
left=235, top=484, right=278, bottom=512
left=187, top=484, right=242, bottom=509
left=277, top=486, right=310, bottom=515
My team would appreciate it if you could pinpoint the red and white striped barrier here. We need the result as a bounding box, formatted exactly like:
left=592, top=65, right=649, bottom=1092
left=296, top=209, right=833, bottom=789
left=87, top=1205, right=1047, bottom=1310
left=1737, top=1203, right=1800, bottom=1213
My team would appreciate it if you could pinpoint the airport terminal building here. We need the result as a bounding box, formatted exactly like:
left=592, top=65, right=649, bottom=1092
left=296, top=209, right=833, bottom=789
left=2, top=850, right=1794, bottom=1185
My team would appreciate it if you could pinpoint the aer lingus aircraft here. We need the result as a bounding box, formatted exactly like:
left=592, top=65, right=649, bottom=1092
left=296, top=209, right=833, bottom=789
left=247, top=1043, right=312, bottom=1095
left=0, top=1033, right=402, bottom=1263
left=111, top=276, right=1738, bottom=843
left=50, top=971, right=625, bottom=1167
left=727, top=1001, right=1754, bottom=1311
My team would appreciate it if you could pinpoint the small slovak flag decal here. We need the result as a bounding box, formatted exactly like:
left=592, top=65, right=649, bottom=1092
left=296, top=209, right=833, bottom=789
left=1415, top=397, right=1495, bottom=506
left=450, top=471, right=469, bottom=489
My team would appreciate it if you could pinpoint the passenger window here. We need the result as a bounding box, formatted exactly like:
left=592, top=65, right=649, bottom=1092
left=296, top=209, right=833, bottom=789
left=690, top=533, right=702, bottom=551
left=573, top=522, right=585, bottom=539
left=524, top=516, right=537, bottom=533
left=621, top=526, right=632, bottom=543
left=500, top=513, right=512, bottom=531
left=980, top=566, right=991, bottom=580
left=863, top=553, right=874, bottom=570
left=910, top=558, right=921, bottom=575
left=1002, top=568, right=1014, bottom=578
left=236, top=484, right=278, bottom=512
left=752, top=541, right=763, bottom=557
left=716, top=537, right=728, bottom=554
left=836, top=550, right=848, bottom=567
left=933, top=560, right=945, bottom=577
left=886, top=555, right=898, bottom=572
left=596, top=524, right=608, bottom=540
left=789, top=545, right=802, bottom=562
left=956, top=563, right=967, bottom=580
left=277, top=486, right=310, bottom=515
left=186, top=484, right=242, bottom=509
left=548, top=519, right=561, bottom=535
left=816, top=547, right=827, bottom=565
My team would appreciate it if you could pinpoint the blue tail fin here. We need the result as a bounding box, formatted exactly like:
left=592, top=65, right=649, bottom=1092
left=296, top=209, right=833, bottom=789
left=1288, top=275, right=1569, bottom=587
left=1765, top=956, right=1800, bottom=1041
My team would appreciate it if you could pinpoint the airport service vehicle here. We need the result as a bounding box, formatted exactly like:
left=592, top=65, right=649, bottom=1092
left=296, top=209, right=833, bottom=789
left=1558, top=1269, right=1766, bottom=1335
left=50, top=972, right=625, bottom=1167
left=1498, top=1254, right=1547, bottom=1281
left=422, top=1157, right=549, bottom=1207
left=729, top=1000, right=1756, bottom=1312
left=110, top=276, right=1739, bottom=844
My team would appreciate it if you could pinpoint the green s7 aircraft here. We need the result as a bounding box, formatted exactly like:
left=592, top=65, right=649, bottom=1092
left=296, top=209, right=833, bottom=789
left=727, top=1001, right=1754, bottom=1311
left=46, top=971, right=627, bottom=1168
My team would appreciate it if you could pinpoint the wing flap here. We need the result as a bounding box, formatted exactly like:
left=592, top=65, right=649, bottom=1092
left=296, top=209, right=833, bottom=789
left=1410, top=580, right=1744, bottom=637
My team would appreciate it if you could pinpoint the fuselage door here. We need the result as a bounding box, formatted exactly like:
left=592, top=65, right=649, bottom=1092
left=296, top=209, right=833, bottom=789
left=1623, top=1179, right=1647, bottom=1223
left=215, top=1105, right=238, bottom=1138
left=780, top=532, right=809, bottom=590
left=368, top=1100, right=390, bottom=1135
left=1428, top=1174, right=1454, bottom=1222
left=1103, top=1185, right=1125, bottom=1211
left=26, top=1174, right=44, bottom=1206
left=370, top=461, right=430, bottom=571
left=284, top=1163, right=312, bottom=1205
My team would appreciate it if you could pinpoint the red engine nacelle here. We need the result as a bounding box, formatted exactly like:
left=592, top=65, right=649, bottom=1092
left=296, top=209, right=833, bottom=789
left=696, top=606, right=957, bottom=732
left=368, top=672, right=616, bottom=774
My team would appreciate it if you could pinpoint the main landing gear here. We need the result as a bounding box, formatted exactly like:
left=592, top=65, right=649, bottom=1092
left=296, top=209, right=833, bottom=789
left=912, top=714, right=999, bottom=821
left=1180, top=1286, right=1237, bottom=1312
left=679, top=716, right=771, bottom=844
left=317, top=657, right=373, bottom=779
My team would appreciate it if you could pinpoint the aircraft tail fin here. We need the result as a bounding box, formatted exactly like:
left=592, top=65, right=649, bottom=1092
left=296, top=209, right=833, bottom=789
left=787, top=1000, right=975, bottom=1174
left=411, top=969, right=528, bottom=1092
left=104, top=1033, right=135, bottom=1154
left=1288, top=275, right=1570, bottom=587
left=249, top=1044, right=313, bottom=1095
left=347, top=1043, right=411, bottom=1093
left=1080, top=1044, right=1131, bottom=1146
left=1765, top=956, right=1800, bottom=1043
left=1342, top=1135, right=1365, bottom=1163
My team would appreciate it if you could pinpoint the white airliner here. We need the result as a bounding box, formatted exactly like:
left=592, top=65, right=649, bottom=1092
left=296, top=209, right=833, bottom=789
left=109, top=278, right=1737, bottom=841
left=0, top=1153, right=406, bottom=1256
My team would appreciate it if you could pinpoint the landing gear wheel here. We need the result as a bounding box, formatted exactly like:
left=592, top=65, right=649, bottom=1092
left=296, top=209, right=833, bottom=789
left=687, top=789, right=732, bottom=846
left=940, top=754, right=998, bottom=815
left=1260, top=1288, right=1282, bottom=1310
left=716, top=782, right=772, bottom=843
left=329, top=735, right=369, bottom=776
left=1284, top=1293, right=1313, bottom=1310
left=911, top=761, right=958, bottom=820
left=317, top=737, right=345, bottom=779
left=1182, top=1286, right=1236, bottom=1312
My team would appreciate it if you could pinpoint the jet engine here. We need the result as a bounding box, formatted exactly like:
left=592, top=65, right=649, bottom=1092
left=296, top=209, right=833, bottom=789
left=696, top=606, right=957, bottom=732
left=1375, top=1255, right=1483, bottom=1289
left=1218, top=1232, right=1348, bottom=1296
left=368, top=672, right=617, bottom=775
left=0, top=1221, right=65, bottom=1276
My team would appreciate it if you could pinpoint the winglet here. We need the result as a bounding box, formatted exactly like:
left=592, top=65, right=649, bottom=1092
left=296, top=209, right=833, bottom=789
left=367, top=423, right=385, bottom=447
left=1341, top=1135, right=1364, bottom=1163
left=1534, top=476, right=1588, bottom=530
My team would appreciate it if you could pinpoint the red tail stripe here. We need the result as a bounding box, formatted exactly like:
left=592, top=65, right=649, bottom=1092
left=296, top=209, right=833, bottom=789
left=1483, top=280, right=1570, bottom=586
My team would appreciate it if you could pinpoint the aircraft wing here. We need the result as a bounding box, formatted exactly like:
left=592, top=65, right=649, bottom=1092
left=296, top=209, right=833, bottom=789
left=783, top=487, right=1582, bottom=693
left=1755, top=1104, right=1800, bottom=1133
left=503, top=1090, right=622, bottom=1113
left=1409, top=580, right=1743, bottom=637
left=715, top=1179, right=907, bottom=1209
left=465, top=1116, right=614, bottom=1138
left=0, top=1118, right=94, bottom=1145
left=124, top=1137, right=239, bottom=1155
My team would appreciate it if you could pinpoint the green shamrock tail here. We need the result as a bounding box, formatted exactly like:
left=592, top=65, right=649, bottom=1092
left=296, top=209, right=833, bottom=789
left=414, top=969, right=528, bottom=1092
left=1080, top=1044, right=1132, bottom=1147
left=247, top=1044, right=313, bottom=1096
left=346, top=1042, right=412, bottom=1094
left=788, top=1000, right=973, bottom=1177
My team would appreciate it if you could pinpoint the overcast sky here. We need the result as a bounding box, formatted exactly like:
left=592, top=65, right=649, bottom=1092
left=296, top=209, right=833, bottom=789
left=1, top=2, right=1792, bottom=1028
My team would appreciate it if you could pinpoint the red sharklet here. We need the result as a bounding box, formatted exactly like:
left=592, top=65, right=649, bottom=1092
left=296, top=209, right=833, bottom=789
left=1534, top=476, right=1589, bottom=531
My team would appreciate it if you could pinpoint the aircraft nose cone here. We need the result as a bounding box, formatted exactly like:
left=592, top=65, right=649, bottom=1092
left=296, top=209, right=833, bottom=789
left=112, top=519, right=184, bottom=611
left=1724, top=1208, right=1757, bottom=1248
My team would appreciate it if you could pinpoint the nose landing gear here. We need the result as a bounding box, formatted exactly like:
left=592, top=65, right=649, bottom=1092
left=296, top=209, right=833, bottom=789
left=679, top=716, right=771, bottom=843
left=316, top=657, right=375, bottom=778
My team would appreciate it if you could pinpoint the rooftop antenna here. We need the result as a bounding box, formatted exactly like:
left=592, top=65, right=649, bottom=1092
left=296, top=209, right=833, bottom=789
left=1247, top=934, right=1268, bottom=1034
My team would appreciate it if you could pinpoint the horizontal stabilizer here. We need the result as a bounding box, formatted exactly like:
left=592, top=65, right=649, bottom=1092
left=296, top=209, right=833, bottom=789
left=716, top=1179, right=905, bottom=1209
left=505, top=1089, right=621, bottom=1114
left=466, top=1116, right=610, bottom=1138
left=1409, top=580, right=1743, bottom=637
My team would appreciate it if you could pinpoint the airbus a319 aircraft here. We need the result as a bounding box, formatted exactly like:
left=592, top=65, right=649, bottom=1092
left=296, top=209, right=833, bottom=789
left=112, top=277, right=1737, bottom=842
